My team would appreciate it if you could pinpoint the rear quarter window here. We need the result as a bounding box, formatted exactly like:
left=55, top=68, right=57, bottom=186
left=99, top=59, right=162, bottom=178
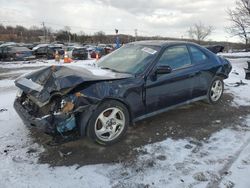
left=189, top=46, right=208, bottom=64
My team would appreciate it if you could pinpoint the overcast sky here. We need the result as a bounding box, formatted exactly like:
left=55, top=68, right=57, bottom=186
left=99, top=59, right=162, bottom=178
left=0, top=0, right=237, bottom=42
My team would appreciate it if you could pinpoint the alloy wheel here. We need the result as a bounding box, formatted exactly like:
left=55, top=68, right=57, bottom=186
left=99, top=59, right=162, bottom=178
left=210, top=80, right=223, bottom=102
left=94, top=107, right=125, bottom=142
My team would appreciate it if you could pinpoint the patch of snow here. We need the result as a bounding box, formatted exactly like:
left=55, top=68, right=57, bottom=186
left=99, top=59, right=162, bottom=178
left=220, top=122, right=250, bottom=188
left=0, top=79, right=15, bottom=88
left=219, top=52, right=250, bottom=58
left=224, top=58, right=250, bottom=106
left=107, top=128, right=250, bottom=188
left=0, top=69, right=29, bottom=76
left=0, top=59, right=96, bottom=69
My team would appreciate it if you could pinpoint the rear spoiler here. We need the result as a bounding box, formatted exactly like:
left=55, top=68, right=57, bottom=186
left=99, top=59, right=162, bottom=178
left=205, top=45, right=224, bottom=54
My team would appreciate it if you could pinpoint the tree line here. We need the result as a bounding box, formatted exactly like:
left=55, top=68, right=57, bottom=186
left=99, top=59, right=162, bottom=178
left=0, top=24, right=124, bottom=44
left=0, top=23, right=216, bottom=44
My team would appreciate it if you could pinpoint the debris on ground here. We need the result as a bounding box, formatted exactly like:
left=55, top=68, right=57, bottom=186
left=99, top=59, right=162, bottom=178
left=184, top=144, right=193, bottom=149
left=0, top=108, right=8, bottom=113
left=214, top=120, right=222, bottom=124
left=226, top=80, right=248, bottom=87
left=232, top=70, right=239, bottom=75
left=26, top=148, right=38, bottom=154
left=193, top=172, right=209, bottom=182
left=59, top=151, right=72, bottom=158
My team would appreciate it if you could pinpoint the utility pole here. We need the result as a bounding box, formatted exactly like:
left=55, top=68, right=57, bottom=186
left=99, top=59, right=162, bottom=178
left=20, top=31, right=23, bottom=42
left=42, top=22, right=46, bottom=43
left=115, top=29, right=120, bottom=48
left=134, top=29, right=138, bottom=41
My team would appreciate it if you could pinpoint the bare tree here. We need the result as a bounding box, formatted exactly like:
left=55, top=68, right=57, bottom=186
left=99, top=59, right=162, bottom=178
left=64, top=26, right=71, bottom=43
left=227, top=0, right=250, bottom=46
left=188, top=22, right=214, bottom=43
left=94, top=31, right=106, bottom=43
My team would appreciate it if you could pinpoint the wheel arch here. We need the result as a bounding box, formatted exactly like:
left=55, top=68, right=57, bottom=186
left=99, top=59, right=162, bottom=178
left=77, top=97, right=133, bottom=137
left=215, top=72, right=228, bottom=79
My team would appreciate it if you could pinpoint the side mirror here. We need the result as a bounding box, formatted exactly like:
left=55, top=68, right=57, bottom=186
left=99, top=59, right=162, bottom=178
left=156, top=65, right=172, bottom=74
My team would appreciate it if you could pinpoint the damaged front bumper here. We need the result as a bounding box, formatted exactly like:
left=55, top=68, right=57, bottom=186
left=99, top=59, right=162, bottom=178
left=14, top=98, right=56, bottom=134
left=14, top=97, right=91, bottom=136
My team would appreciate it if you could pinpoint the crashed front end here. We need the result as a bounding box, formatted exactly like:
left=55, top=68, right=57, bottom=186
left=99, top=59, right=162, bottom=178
left=13, top=65, right=116, bottom=136
left=14, top=90, right=92, bottom=136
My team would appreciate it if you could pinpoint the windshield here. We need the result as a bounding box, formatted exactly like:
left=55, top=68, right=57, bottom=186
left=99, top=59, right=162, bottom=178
left=10, top=47, right=30, bottom=52
left=97, top=44, right=160, bottom=74
left=66, top=47, right=74, bottom=51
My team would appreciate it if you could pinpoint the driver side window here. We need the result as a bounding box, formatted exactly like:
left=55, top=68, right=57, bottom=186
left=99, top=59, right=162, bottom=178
left=158, top=45, right=191, bottom=70
left=37, top=47, right=47, bottom=53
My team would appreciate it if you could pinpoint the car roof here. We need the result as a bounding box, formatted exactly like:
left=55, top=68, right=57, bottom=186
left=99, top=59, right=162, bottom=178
left=74, top=46, right=86, bottom=49
left=130, top=40, right=197, bottom=47
left=9, top=46, right=31, bottom=51
left=0, top=43, right=17, bottom=48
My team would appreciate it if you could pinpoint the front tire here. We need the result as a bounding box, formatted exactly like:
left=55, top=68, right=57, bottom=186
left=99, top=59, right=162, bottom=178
left=207, top=77, right=224, bottom=104
left=87, top=100, right=129, bottom=145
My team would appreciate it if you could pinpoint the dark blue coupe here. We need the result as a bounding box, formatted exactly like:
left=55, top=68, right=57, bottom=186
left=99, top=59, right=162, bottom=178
left=14, top=41, right=232, bottom=145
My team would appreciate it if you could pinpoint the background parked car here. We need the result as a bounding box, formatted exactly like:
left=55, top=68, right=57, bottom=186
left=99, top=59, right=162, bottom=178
left=0, top=45, right=35, bottom=61
left=68, top=47, right=88, bottom=60
left=47, top=46, right=64, bottom=59
left=32, top=45, right=64, bottom=59
left=20, top=43, right=37, bottom=50
left=84, top=45, right=97, bottom=58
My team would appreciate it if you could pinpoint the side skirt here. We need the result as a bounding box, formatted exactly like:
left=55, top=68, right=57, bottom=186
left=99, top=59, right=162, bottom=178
left=133, top=96, right=207, bottom=123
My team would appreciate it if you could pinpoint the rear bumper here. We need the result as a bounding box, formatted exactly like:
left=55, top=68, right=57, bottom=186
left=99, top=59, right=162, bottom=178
left=14, top=98, right=56, bottom=134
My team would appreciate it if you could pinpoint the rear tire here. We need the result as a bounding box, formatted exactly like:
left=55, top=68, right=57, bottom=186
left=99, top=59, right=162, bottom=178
left=87, top=100, right=129, bottom=145
left=207, top=77, right=224, bottom=104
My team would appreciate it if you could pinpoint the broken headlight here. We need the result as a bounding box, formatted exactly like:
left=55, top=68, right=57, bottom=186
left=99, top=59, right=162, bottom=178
left=16, top=88, right=23, bottom=98
left=60, top=92, right=90, bottom=114
left=60, top=95, right=78, bottom=113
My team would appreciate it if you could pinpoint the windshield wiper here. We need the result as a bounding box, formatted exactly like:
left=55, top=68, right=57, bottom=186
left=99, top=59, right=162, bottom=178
left=100, top=67, right=131, bottom=74
left=100, top=67, right=116, bottom=71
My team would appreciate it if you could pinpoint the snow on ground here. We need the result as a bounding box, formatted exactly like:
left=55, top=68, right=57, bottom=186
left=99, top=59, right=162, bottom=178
left=219, top=52, right=250, bottom=58
left=224, top=58, right=250, bottom=106
left=0, top=59, right=96, bottom=69
left=0, top=57, right=250, bottom=187
left=220, top=119, right=250, bottom=188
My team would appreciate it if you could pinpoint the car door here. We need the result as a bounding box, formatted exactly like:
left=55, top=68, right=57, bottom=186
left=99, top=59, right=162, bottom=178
left=188, top=45, right=214, bottom=97
left=2, top=47, right=10, bottom=60
left=145, top=45, right=200, bottom=113
left=36, top=47, right=47, bottom=57
left=0, top=47, right=3, bottom=60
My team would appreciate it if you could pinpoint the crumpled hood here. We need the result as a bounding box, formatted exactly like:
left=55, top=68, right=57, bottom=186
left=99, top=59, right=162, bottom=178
left=15, top=65, right=132, bottom=106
